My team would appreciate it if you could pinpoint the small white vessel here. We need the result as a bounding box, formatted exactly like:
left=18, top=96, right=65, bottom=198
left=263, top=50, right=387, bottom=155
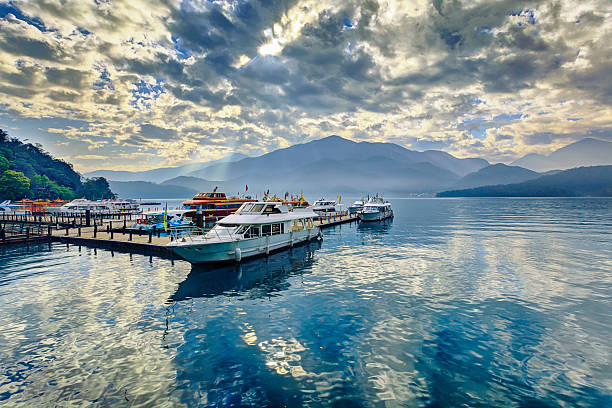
left=358, top=196, right=393, bottom=222
left=167, top=201, right=321, bottom=264
left=108, top=198, right=140, bottom=214
left=310, top=198, right=345, bottom=217
left=0, top=200, right=31, bottom=215
left=48, top=199, right=114, bottom=213
left=48, top=198, right=141, bottom=214
left=348, top=200, right=364, bottom=215
left=131, top=209, right=193, bottom=231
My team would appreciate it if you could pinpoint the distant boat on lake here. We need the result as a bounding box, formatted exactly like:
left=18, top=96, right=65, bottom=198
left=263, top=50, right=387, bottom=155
left=358, top=195, right=393, bottom=222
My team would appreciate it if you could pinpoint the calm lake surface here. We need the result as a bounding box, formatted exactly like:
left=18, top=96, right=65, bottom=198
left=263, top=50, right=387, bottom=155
left=1, top=198, right=611, bottom=407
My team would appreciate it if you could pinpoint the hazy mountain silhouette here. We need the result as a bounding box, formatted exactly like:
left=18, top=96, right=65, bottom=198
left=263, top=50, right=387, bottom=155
left=454, top=163, right=541, bottom=189
left=109, top=181, right=198, bottom=199
left=97, top=136, right=611, bottom=198
left=512, top=138, right=612, bottom=172
left=186, top=136, right=488, bottom=181
left=438, top=166, right=612, bottom=197
left=85, top=153, right=248, bottom=182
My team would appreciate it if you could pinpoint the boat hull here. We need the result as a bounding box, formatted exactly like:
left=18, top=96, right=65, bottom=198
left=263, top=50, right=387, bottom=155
left=169, top=227, right=321, bottom=264
left=359, top=209, right=393, bottom=222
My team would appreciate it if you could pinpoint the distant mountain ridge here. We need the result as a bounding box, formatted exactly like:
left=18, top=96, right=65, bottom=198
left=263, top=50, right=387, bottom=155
left=437, top=166, right=612, bottom=197
left=89, top=136, right=611, bottom=198
left=108, top=180, right=198, bottom=199
left=187, top=136, right=488, bottom=181
left=454, top=163, right=541, bottom=189
left=85, top=153, right=248, bottom=182
left=512, top=138, right=612, bottom=172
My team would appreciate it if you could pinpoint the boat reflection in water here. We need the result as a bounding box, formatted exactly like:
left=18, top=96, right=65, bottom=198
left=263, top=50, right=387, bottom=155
left=168, top=239, right=322, bottom=302
left=357, top=216, right=393, bottom=233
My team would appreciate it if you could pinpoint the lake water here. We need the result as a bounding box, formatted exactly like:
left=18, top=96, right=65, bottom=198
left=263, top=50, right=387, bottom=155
left=1, top=198, right=611, bottom=407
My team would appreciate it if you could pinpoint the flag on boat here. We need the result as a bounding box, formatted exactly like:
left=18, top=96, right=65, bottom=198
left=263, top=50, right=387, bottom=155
left=245, top=185, right=248, bottom=192
left=163, top=203, right=168, bottom=232
left=285, top=192, right=289, bottom=200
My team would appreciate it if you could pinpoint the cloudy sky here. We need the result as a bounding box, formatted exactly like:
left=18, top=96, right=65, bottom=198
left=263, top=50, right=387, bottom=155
left=0, top=0, right=610, bottom=172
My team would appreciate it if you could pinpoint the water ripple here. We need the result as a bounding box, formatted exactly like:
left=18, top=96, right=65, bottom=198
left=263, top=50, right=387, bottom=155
left=0, top=198, right=611, bottom=406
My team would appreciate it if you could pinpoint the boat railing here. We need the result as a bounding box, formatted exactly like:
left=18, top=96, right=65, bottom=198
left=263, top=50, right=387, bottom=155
left=167, top=225, right=204, bottom=240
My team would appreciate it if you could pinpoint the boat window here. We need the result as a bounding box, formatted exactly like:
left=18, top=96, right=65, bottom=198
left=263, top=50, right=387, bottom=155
left=236, top=225, right=248, bottom=234
left=292, top=219, right=304, bottom=231
left=262, top=224, right=272, bottom=236
left=219, top=223, right=239, bottom=228
left=251, top=204, right=265, bottom=213
left=272, top=224, right=280, bottom=235
left=245, top=226, right=260, bottom=238
left=240, top=203, right=254, bottom=212
left=263, top=205, right=281, bottom=214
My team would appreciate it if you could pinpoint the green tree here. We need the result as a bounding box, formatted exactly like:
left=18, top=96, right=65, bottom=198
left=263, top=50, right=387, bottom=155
left=0, top=170, right=30, bottom=200
left=78, top=177, right=115, bottom=199
left=0, top=155, right=8, bottom=173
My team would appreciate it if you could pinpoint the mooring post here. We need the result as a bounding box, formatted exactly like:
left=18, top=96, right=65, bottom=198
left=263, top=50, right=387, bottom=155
left=26, top=227, right=30, bottom=241
left=94, top=224, right=97, bottom=238
left=65, top=227, right=69, bottom=236
left=129, top=231, right=132, bottom=241
left=78, top=227, right=81, bottom=237
left=148, top=230, right=152, bottom=243
left=110, top=229, right=114, bottom=240
left=47, top=225, right=51, bottom=238
left=85, top=209, right=91, bottom=227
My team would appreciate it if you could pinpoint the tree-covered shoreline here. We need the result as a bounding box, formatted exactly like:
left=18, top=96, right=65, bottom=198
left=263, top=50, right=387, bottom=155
left=0, top=129, right=114, bottom=201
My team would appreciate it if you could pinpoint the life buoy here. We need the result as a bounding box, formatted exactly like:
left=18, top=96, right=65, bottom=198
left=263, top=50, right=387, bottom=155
left=137, top=219, right=143, bottom=224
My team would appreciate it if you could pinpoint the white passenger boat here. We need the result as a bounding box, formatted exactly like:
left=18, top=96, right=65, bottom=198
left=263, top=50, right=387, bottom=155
left=48, top=198, right=141, bottom=214
left=358, top=196, right=393, bottom=222
left=310, top=199, right=345, bottom=217
left=167, top=201, right=322, bottom=264
left=48, top=199, right=114, bottom=213
left=348, top=200, right=364, bottom=215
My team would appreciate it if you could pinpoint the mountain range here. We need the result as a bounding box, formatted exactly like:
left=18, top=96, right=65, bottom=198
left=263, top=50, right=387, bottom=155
left=511, top=138, right=612, bottom=172
left=438, top=166, right=612, bottom=197
left=88, top=136, right=612, bottom=198
left=86, top=153, right=249, bottom=182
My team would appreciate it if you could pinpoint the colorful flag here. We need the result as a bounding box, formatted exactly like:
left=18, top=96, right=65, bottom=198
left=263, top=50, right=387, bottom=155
left=163, top=202, right=168, bottom=232
left=246, top=184, right=248, bottom=192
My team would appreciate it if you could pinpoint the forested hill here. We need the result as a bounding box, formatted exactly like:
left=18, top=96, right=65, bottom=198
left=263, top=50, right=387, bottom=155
left=437, top=166, right=612, bottom=197
left=0, top=129, right=114, bottom=200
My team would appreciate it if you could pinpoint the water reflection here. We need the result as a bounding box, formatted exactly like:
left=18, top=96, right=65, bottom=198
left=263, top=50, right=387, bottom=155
left=357, top=218, right=393, bottom=233
left=169, top=240, right=321, bottom=302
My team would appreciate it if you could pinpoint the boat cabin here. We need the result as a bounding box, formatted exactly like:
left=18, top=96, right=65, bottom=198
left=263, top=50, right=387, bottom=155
left=193, top=191, right=227, bottom=200
left=204, top=202, right=316, bottom=240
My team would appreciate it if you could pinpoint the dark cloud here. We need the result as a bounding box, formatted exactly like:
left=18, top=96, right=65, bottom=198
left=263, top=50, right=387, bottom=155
left=0, top=0, right=610, bottom=167
left=45, top=67, right=88, bottom=89
left=140, top=124, right=177, bottom=140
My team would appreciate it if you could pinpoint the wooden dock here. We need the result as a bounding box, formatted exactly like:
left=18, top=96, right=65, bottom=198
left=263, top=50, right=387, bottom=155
left=1, top=212, right=358, bottom=258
